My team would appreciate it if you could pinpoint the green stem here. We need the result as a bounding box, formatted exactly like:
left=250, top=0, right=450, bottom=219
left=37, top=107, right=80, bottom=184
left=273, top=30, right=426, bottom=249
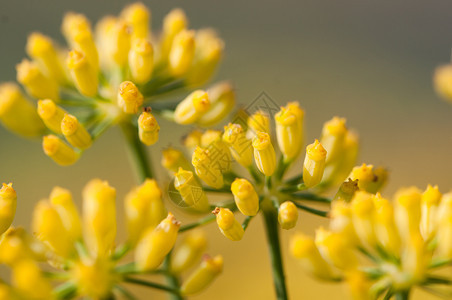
left=179, top=214, right=216, bottom=232
left=54, top=282, right=77, bottom=300
left=114, top=285, right=138, bottom=300
left=242, top=215, right=254, bottom=231
left=293, top=202, right=329, bottom=217
left=262, top=201, right=288, bottom=300
left=120, top=121, right=154, bottom=181
left=163, top=254, right=184, bottom=300
left=124, top=277, right=181, bottom=296
left=395, top=290, right=410, bottom=300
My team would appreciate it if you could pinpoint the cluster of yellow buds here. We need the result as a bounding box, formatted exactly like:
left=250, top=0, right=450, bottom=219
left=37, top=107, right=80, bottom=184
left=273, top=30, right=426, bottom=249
left=0, top=2, right=233, bottom=166
left=291, top=184, right=452, bottom=299
left=0, top=179, right=222, bottom=299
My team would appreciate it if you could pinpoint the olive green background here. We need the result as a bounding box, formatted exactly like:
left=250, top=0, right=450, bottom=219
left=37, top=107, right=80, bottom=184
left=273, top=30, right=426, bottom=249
left=1, top=0, right=452, bottom=299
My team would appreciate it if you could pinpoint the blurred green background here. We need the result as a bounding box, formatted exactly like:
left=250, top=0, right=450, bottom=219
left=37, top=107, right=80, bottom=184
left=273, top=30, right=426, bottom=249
left=1, top=0, right=452, bottom=299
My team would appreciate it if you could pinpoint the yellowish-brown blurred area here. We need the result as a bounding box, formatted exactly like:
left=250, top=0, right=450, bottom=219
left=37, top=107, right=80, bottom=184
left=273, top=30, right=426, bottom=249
left=1, top=0, right=452, bottom=299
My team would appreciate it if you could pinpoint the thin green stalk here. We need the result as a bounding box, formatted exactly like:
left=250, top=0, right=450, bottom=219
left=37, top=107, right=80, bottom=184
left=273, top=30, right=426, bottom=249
left=180, top=214, right=216, bottom=232
left=114, top=285, right=138, bottom=300
left=262, top=201, right=288, bottom=300
left=293, top=202, right=329, bottom=217
left=242, top=215, right=254, bottom=231
left=124, top=277, right=181, bottom=296
left=120, top=121, right=154, bottom=181
left=163, top=254, right=184, bottom=300
left=54, top=282, right=77, bottom=300
left=395, top=290, right=410, bottom=300
left=290, top=193, right=331, bottom=203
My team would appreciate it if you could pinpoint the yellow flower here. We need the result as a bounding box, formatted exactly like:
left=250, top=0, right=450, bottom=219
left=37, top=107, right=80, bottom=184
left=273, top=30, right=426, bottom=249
left=303, top=139, right=327, bottom=188
left=247, top=110, right=270, bottom=138
left=213, top=207, right=244, bottom=241
left=49, top=186, right=82, bottom=242
left=37, top=99, right=66, bottom=134
left=197, top=82, right=235, bottom=127
left=174, top=168, right=210, bottom=212
left=128, top=38, right=154, bottom=84
left=42, top=135, right=79, bottom=166
left=420, top=184, right=442, bottom=240
left=275, top=102, right=304, bottom=160
left=192, top=146, right=224, bottom=189
left=171, top=230, right=208, bottom=274
left=231, top=178, right=259, bottom=216
left=120, top=2, right=151, bottom=40
left=181, top=255, right=223, bottom=296
left=117, top=81, right=144, bottom=114
left=82, top=179, right=117, bottom=258
left=169, top=29, right=195, bottom=76
left=174, top=90, right=210, bottom=124
left=125, top=179, right=167, bottom=245
left=252, top=131, right=276, bottom=176
left=67, top=50, right=99, bottom=97
left=320, top=116, right=347, bottom=165
left=16, top=59, right=59, bottom=100
left=222, top=123, right=253, bottom=168
left=12, top=260, right=53, bottom=300
left=138, top=108, right=160, bottom=146
left=278, top=201, right=298, bottom=230
left=160, top=9, right=187, bottom=60
left=135, top=213, right=180, bottom=271
left=0, top=183, right=17, bottom=236
left=161, top=147, right=192, bottom=173
left=61, top=113, right=93, bottom=150
left=0, top=83, right=45, bottom=137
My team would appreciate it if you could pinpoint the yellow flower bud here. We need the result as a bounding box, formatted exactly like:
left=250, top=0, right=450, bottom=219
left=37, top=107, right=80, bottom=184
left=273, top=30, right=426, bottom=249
left=434, top=64, right=452, bottom=102
left=42, top=135, right=79, bottom=166
left=278, top=201, right=298, bottom=230
left=275, top=103, right=304, bottom=160
left=49, top=186, right=82, bottom=242
left=169, top=29, right=195, bottom=76
left=231, top=178, right=259, bottom=216
left=138, top=109, right=159, bottom=146
left=62, top=12, right=99, bottom=70
left=315, top=228, right=358, bottom=270
left=320, top=116, right=347, bottom=164
left=0, top=183, right=17, bottom=236
left=330, top=201, right=358, bottom=246
left=213, top=207, right=244, bottom=241
left=128, top=38, right=154, bottom=84
left=72, top=257, right=116, bottom=299
left=174, top=168, right=210, bottom=212
left=192, top=147, right=224, bottom=189
left=161, top=147, right=192, bottom=173
left=303, top=139, right=327, bottom=188
left=373, top=193, right=400, bottom=255
left=12, top=260, right=52, bottom=299
left=394, top=186, right=422, bottom=243
left=121, top=2, right=150, bottom=39
left=160, top=8, right=187, bottom=60
left=345, top=271, right=371, bottom=300
left=182, top=129, right=203, bottom=153
left=16, top=59, right=59, bottom=100
left=67, top=50, right=99, bottom=97
left=0, top=227, right=33, bottom=265
left=333, top=178, right=359, bottom=202
left=0, top=83, right=45, bottom=137
left=125, top=179, right=167, bottom=245
left=196, top=82, right=235, bottom=126
left=174, top=90, right=210, bottom=125
left=420, top=184, right=442, bottom=241
left=181, top=255, right=223, bottom=296
left=82, top=179, right=116, bottom=258
left=350, top=191, right=376, bottom=248
left=436, top=193, right=452, bottom=259
left=186, top=29, right=224, bottom=86
left=222, top=123, right=253, bottom=168
left=247, top=110, right=270, bottom=139
left=252, top=132, right=276, bottom=176
left=171, top=230, right=208, bottom=274
left=200, top=130, right=231, bottom=173
left=37, top=99, right=65, bottom=134
left=32, top=200, right=75, bottom=258
left=61, top=113, right=92, bottom=150
left=135, top=213, right=180, bottom=271
left=402, top=234, right=429, bottom=284
left=117, top=81, right=144, bottom=114
left=290, top=233, right=335, bottom=280
left=26, top=32, right=67, bottom=83
left=349, top=164, right=376, bottom=193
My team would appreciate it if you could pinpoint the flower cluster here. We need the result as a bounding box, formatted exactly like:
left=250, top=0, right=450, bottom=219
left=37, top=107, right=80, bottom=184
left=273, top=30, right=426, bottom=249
left=0, top=179, right=222, bottom=299
left=291, top=185, right=452, bottom=299
left=0, top=2, right=233, bottom=166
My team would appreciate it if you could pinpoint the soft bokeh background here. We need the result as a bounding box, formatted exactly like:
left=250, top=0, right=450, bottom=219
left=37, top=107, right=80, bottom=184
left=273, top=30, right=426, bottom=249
left=1, top=0, right=452, bottom=299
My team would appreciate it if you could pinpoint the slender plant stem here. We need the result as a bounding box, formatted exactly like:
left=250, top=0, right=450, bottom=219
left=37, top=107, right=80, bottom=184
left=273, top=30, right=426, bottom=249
left=180, top=214, right=216, bottom=232
left=395, top=290, right=410, bottom=300
left=124, top=277, right=181, bottom=296
left=115, top=285, right=138, bottom=300
left=120, top=121, right=154, bottom=181
left=262, top=201, right=288, bottom=300
left=293, top=202, right=329, bottom=217
left=163, top=254, right=184, bottom=300
left=242, top=215, right=254, bottom=231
